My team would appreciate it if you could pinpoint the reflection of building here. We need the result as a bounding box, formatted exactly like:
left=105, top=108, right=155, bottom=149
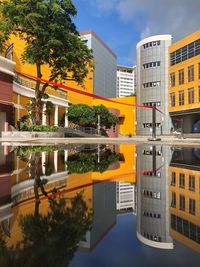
left=136, top=35, right=172, bottom=135
left=136, top=145, right=173, bottom=249
left=168, top=30, right=200, bottom=133
left=0, top=145, right=13, bottom=237
left=79, top=181, right=116, bottom=252
left=117, top=65, right=136, bottom=98
left=116, top=182, right=136, bottom=213
left=169, top=147, right=200, bottom=253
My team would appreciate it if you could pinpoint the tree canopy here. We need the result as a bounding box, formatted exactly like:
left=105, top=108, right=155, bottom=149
left=0, top=193, right=92, bottom=267
left=66, top=148, right=120, bottom=174
left=68, top=104, right=119, bottom=131
left=0, top=0, right=93, bottom=124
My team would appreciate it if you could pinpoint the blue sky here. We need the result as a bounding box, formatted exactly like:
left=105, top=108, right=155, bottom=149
left=73, top=0, right=200, bottom=66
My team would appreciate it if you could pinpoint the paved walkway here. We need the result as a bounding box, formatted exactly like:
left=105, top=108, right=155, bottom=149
left=1, top=135, right=200, bottom=147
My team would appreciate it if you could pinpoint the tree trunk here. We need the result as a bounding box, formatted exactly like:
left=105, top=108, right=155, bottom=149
left=35, top=63, right=43, bottom=125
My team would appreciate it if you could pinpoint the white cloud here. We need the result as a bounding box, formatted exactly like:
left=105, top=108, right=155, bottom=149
left=85, top=0, right=200, bottom=41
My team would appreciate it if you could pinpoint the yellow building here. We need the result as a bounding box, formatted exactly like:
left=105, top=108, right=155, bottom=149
left=1, top=33, right=137, bottom=133
left=93, top=96, right=136, bottom=136
left=168, top=29, right=200, bottom=133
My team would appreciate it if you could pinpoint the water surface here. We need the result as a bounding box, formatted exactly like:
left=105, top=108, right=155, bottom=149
left=0, top=143, right=199, bottom=267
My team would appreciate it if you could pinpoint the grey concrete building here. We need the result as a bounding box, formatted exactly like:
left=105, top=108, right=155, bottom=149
left=136, top=35, right=172, bottom=135
left=136, top=145, right=173, bottom=249
left=80, top=30, right=117, bottom=99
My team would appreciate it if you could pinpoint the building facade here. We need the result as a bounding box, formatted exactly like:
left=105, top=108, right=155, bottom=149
left=80, top=30, right=117, bottom=99
left=0, top=56, right=15, bottom=135
left=168, top=30, right=200, bottom=134
left=117, top=65, right=136, bottom=98
left=136, top=35, right=172, bottom=135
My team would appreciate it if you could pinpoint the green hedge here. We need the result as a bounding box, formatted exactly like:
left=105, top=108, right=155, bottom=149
left=20, top=123, right=59, bottom=132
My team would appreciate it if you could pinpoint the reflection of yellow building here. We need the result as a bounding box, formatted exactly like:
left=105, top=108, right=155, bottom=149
left=4, top=144, right=136, bottom=248
left=169, top=166, right=200, bottom=253
left=168, top=29, right=200, bottom=133
left=92, top=144, right=136, bottom=184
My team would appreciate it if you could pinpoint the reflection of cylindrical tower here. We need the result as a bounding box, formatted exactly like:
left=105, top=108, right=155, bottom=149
left=136, top=145, right=173, bottom=249
left=136, top=35, right=172, bottom=135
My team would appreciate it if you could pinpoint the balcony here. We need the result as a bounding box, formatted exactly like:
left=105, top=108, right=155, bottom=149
left=0, top=56, right=16, bottom=76
left=14, top=73, right=68, bottom=100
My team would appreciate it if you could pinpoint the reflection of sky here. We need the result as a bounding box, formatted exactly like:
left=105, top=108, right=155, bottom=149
left=69, top=214, right=200, bottom=267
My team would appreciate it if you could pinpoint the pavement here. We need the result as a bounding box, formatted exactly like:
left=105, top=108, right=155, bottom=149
left=1, top=135, right=200, bottom=147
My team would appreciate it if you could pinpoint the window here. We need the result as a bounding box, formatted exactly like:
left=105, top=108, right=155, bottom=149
left=188, top=87, right=194, bottom=104
left=179, top=195, right=185, bottom=211
left=188, top=65, right=194, bottom=82
left=171, top=192, right=176, bottom=207
left=179, top=69, right=184, bottom=85
left=189, top=199, right=196, bottom=215
left=170, top=39, right=200, bottom=66
left=143, top=61, right=161, bottom=69
left=189, top=175, right=195, bottom=191
left=179, top=173, right=185, bottom=188
left=143, top=81, right=160, bottom=88
left=170, top=93, right=175, bottom=107
left=143, top=41, right=160, bottom=49
left=179, top=90, right=185, bottom=106
left=171, top=172, right=176, bottom=185
left=170, top=73, right=175, bottom=87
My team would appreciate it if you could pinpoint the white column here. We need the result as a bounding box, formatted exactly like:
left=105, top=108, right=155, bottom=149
left=16, top=156, right=19, bottom=184
left=54, top=150, right=58, bottom=173
left=42, top=152, right=46, bottom=175
left=54, top=105, right=59, bottom=126
left=65, top=107, right=68, bottom=128
left=42, top=103, right=47, bottom=126
left=17, top=94, right=20, bottom=121
left=64, top=150, right=68, bottom=170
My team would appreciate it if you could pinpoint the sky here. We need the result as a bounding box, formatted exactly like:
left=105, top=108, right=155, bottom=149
left=73, top=0, right=200, bottom=66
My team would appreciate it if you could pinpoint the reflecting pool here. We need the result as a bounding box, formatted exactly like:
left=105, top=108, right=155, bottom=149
left=0, top=143, right=200, bottom=267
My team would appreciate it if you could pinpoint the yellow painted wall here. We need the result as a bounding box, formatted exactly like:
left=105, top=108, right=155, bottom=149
left=168, top=29, right=200, bottom=113
left=9, top=35, right=94, bottom=106
left=93, top=96, right=136, bottom=136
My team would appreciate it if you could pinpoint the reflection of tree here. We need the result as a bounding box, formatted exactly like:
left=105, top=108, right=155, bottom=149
left=0, top=193, right=92, bottom=267
left=66, top=148, right=120, bottom=174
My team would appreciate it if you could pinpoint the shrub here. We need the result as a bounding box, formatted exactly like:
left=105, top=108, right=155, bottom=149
left=19, top=123, right=59, bottom=132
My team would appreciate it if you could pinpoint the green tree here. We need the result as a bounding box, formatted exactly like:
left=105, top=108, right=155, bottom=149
left=68, top=104, right=96, bottom=127
left=0, top=193, right=92, bottom=267
left=0, top=0, right=93, bottom=125
left=93, top=104, right=119, bottom=130
left=66, top=148, right=120, bottom=174
left=68, top=104, right=119, bottom=131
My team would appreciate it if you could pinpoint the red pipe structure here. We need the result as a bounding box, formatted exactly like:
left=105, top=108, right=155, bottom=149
left=16, top=71, right=165, bottom=115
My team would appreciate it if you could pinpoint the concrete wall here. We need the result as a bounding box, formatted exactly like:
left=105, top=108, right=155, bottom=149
left=136, top=35, right=173, bottom=135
